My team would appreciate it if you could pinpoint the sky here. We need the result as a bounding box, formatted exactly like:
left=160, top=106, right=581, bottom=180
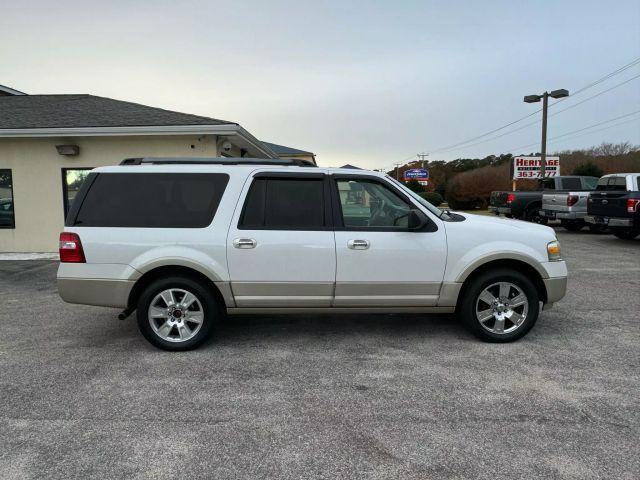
left=1, top=0, right=639, bottom=169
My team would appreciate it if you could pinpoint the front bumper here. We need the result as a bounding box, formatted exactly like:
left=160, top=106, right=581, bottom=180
left=541, top=210, right=586, bottom=220
left=543, top=276, right=567, bottom=304
left=585, top=215, right=633, bottom=227
left=539, top=260, right=567, bottom=305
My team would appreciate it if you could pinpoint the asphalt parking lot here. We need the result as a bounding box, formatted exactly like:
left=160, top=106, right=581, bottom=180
left=0, top=229, right=638, bottom=479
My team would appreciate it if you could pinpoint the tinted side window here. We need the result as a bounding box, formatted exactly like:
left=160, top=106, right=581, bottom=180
left=611, top=176, right=627, bottom=190
left=239, top=178, right=326, bottom=230
left=562, top=178, right=582, bottom=190
left=583, top=177, right=598, bottom=190
left=540, top=178, right=556, bottom=190
left=74, top=173, right=229, bottom=228
left=596, top=177, right=609, bottom=191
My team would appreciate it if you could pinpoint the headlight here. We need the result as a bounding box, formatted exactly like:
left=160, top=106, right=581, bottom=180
left=547, top=240, right=562, bottom=261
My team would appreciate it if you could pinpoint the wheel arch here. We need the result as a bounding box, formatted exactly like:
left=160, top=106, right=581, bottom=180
left=456, top=258, right=547, bottom=307
left=127, top=265, right=233, bottom=312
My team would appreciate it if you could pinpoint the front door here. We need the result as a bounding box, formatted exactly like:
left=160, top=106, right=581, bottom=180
left=227, top=171, right=336, bottom=307
left=331, top=174, right=447, bottom=307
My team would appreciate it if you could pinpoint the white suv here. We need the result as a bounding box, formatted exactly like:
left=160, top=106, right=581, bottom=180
left=57, top=158, right=567, bottom=350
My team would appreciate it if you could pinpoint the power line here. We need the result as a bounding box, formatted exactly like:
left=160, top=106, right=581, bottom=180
left=550, top=73, right=640, bottom=117
left=429, top=110, right=540, bottom=154
left=434, top=72, right=640, bottom=155
left=427, top=56, right=640, bottom=154
left=433, top=119, right=540, bottom=154
left=569, top=57, right=640, bottom=96
left=547, top=117, right=640, bottom=147
left=505, top=109, right=640, bottom=153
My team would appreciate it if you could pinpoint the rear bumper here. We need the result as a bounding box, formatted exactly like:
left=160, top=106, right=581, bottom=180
left=585, top=215, right=633, bottom=227
left=489, top=206, right=511, bottom=215
left=57, top=278, right=134, bottom=308
left=541, top=210, right=585, bottom=220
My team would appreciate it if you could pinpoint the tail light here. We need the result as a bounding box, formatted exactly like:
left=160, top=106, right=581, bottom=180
left=506, top=193, right=516, bottom=204
left=627, top=199, right=640, bottom=213
left=59, top=232, right=85, bottom=263
left=567, top=195, right=579, bottom=206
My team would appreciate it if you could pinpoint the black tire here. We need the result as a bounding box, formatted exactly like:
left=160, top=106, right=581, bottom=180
left=612, top=228, right=640, bottom=240
left=561, top=220, right=584, bottom=232
left=458, top=268, right=540, bottom=342
left=136, top=276, right=219, bottom=351
left=588, top=224, right=608, bottom=234
left=524, top=206, right=548, bottom=225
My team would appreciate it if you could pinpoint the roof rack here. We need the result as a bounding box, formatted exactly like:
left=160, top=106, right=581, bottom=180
left=119, top=157, right=317, bottom=167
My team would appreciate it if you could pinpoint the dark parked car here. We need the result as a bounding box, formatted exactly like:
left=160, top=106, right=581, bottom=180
left=586, top=173, right=640, bottom=240
left=489, top=176, right=598, bottom=224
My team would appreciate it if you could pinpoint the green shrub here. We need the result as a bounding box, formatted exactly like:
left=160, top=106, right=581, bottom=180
left=404, top=179, right=425, bottom=193
left=572, top=161, right=604, bottom=178
left=418, top=191, right=443, bottom=207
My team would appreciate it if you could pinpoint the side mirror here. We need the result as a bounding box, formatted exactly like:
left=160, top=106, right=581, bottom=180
left=408, top=209, right=428, bottom=230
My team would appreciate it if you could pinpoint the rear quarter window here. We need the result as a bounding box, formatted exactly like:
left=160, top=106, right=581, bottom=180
left=596, top=176, right=628, bottom=191
left=73, top=173, right=229, bottom=228
left=561, top=178, right=582, bottom=190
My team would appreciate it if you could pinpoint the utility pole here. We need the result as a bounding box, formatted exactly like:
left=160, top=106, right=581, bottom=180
left=524, top=88, right=568, bottom=179
left=394, top=163, right=401, bottom=180
left=416, top=152, right=429, bottom=169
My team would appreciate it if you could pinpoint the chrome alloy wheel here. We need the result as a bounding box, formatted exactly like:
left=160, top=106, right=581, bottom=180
left=148, top=288, right=204, bottom=343
left=475, top=282, right=529, bottom=334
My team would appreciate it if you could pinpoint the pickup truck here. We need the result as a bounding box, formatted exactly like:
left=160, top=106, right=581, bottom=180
left=585, top=173, right=640, bottom=240
left=541, top=184, right=604, bottom=232
left=489, top=176, right=599, bottom=224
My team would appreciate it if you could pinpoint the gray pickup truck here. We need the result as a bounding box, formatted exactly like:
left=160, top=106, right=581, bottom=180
left=490, top=176, right=599, bottom=224
left=586, top=173, right=640, bottom=239
left=540, top=177, right=601, bottom=231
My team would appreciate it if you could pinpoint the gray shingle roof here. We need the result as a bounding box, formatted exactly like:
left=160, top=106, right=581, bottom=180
left=0, top=94, right=236, bottom=129
left=261, top=141, right=314, bottom=156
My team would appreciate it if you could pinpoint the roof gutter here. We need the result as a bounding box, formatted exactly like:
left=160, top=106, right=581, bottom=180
left=0, top=124, right=279, bottom=158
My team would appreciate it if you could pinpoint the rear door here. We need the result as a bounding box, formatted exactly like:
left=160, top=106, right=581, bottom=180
left=330, top=174, right=446, bottom=307
left=226, top=171, right=336, bottom=307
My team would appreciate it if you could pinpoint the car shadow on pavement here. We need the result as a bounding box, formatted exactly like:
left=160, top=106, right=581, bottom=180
left=209, top=313, right=468, bottom=345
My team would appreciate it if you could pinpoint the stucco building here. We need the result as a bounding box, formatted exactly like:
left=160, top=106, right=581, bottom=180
left=0, top=85, right=315, bottom=252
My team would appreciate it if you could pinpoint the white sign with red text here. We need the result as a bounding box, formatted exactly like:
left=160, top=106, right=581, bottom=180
left=513, top=156, right=560, bottom=179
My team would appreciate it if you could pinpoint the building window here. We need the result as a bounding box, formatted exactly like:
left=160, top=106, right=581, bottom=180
left=0, top=169, right=15, bottom=229
left=62, top=168, right=92, bottom=218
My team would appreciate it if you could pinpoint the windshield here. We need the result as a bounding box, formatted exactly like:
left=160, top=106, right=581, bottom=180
left=385, top=175, right=450, bottom=219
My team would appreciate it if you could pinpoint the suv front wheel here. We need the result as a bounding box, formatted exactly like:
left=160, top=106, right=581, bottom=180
left=459, top=269, right=540, bottom=342
left=136, top=276, right=218, bottom=351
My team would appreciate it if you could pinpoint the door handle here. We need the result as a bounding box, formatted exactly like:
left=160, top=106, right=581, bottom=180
left=233, top=238, right=257, bottom=249
left=347, top=239, right=370, bottom=250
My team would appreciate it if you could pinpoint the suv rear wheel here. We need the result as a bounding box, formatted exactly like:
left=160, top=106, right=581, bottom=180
left=459, top=269, right=540, bottom=342
left=136, top=276, right=218, bottom=351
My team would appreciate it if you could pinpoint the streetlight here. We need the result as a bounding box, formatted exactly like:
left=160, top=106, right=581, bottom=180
left=524, top=88, right=569, bottom=178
